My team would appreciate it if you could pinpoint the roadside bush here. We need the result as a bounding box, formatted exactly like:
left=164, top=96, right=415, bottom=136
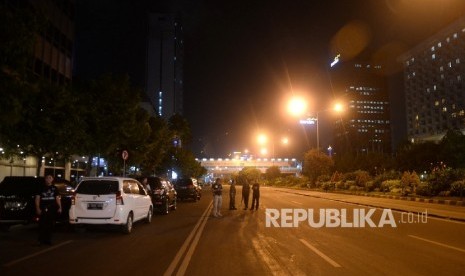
left=416, top=182, right=432, bottom=197
left=372, top=170, right=401, bottom=191
left=365, top=181, right=375, bottom=192
left=335, top=181, right=345, bottom=190
left=451, top=180, right=465, bottom=199
left=354, top=170, right=371, bottom=188
left=428, top=168, right=453, bottom=196
left=345, top=180, right=356, bottom=189
left=381, top=180, right=401, bottom=192
left=321, top=182, right=333, bottom=192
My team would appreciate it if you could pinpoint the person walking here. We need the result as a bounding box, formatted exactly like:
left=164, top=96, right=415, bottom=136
left=140, top=177, right=152, bottom=194
left=242, top=179, right=250, bottom=210
left=250, top=181, right=260, bottom=211
left=35, top=175, right=62, bottom=245
left=212, top=178, right=223, bottom=217
left=229, top=179, right=237, bottom=210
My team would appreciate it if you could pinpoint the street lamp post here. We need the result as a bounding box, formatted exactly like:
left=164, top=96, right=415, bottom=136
left=294, top=101, right=344, bottom=151
left=257, top=134, right=289, bottom=160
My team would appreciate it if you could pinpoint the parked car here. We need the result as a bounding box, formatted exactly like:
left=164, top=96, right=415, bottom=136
left=136, top=176, right=177, bottom=215
left=174, top=178, right=201, bottom=201
left=0, top=176, right=74, bottom=230
left=69, top=176, right=153, bottom=234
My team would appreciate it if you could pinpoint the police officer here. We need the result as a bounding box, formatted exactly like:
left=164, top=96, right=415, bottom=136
left=250, top=182, right=260, bottom=211
left=212, top=178, right=223, bottom=217
left=229, top=179, right=237, bottom=210
left=242, top=179, right=250, bottom=210
left=35, top=175, right=62, bottom=245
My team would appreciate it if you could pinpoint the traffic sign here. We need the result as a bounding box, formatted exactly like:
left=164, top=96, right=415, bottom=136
left=122, top=150, right=129, bottom=160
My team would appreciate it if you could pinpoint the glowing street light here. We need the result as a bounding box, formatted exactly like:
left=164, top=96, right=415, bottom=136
left=287, top=96, right=307, bottom=117
left=256, top=133, right=290, bottom=158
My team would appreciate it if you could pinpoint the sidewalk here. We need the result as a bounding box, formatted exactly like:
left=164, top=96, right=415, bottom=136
left=273, top=187, right=465, bottom=222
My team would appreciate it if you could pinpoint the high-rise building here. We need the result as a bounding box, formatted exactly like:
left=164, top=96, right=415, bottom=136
left=146, top=13, right=183, bottom=119
left=330, top=60, right=391, bottom=155
left=29, top=0, right=75, bottom=85
left=0, top=0, right=75, bottom=180
left=399, top=16, right=465, bottom=143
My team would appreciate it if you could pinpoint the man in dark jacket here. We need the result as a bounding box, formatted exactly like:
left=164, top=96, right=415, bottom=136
left=229, top=179, right=237, bottom=210
left=35, top=175, right=62, bottom=245
left=250, top=182, right=260, bottom=211
left=242, top=179, right=250, bottom=210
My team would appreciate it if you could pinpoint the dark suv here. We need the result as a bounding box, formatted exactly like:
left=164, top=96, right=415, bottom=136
left=137, top=177, right=177, bottom=215
left=174, top=178, right=201, bottom=201
left=0, top=176, right=73, bottom=230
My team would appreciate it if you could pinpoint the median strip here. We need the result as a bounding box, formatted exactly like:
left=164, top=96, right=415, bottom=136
left=164, top=201, right=213, bottom=276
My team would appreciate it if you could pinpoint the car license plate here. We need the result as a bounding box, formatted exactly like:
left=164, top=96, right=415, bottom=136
left=87, top=203, right=103, bottom=210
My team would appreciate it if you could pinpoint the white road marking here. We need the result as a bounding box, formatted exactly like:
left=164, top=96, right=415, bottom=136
left=164, top=201, right=213, bottom=276
left=408, top=235, right=465, bottom=253
left=3, top=240, right=74, bottom=268
left=299, top=239, right=342, bottom=268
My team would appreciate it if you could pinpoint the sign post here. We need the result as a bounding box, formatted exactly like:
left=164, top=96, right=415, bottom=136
left=122, top=150, right=129, bottom=177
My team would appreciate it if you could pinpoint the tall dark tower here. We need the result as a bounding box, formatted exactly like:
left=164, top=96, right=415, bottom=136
left=146, top=13, right=184, bottom=119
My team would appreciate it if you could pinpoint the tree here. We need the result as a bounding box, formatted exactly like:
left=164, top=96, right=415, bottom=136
left=139, top=115, right=172, bottom=175
left=2, top=80, right=86, bottom=175
left=265, top=166, right=281, bottom=180
left=76, top=74, right=143, bottom=175
left=302, top=149, right=334, bottom=185
left=395, top=141, right=440, bottom=172
left=239, top=167, right=261, bottom=183
left=440, top=129, right=465, bottom=169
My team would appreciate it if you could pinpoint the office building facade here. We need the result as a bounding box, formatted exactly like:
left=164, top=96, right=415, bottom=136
left=330, top=61, right=391, bottom=155
left=399, top=16, right=465, bottom=143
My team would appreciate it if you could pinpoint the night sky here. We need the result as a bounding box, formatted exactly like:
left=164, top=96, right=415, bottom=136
left=75, top=0, right=465, bottom=158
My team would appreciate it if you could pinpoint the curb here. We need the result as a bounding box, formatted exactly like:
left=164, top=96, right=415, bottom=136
left=275, top=189, right=465, bottom=223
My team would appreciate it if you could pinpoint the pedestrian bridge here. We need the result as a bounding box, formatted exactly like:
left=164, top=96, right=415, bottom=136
left=197, top=157, right=301, bottom=178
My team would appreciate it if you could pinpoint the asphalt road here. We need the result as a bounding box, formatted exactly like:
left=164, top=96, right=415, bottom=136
left=1, top=186, right=465, bottom=275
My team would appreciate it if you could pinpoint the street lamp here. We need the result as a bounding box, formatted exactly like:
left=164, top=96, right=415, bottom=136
left=315, top=103, right=344, bottom=150
left=256, top=133, right=289, bottom=159
left=296, top=102, right=344, bottom=150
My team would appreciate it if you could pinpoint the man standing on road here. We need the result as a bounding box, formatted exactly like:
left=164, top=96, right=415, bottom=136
left=35, top=175, right=62, bottom=245
left=229, top=179, right=237, bottom=210
left=242, top=179, right=250, bottom=210
left=250, top=181, right=260, bottom=211
left=212, top=178, right=223, bottom=217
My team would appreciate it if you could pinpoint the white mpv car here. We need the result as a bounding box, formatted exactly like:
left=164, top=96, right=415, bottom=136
left=69, top=177, right=153, bottom=234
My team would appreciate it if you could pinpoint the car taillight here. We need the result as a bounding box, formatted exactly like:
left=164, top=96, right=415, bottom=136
left=71, top=192, right=76, bottom=205
left=116, top=191, right=124, bottom=205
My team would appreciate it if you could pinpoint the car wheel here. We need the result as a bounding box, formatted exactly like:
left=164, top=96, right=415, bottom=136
left=163, top=200, right=169, bottom=215
left=122, top=213, right=133, bottom=234
left=145, top=207, right=153, bottom=223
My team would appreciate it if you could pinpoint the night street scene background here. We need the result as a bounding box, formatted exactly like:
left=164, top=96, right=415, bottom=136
left=1, top=1, right=465, bottom=275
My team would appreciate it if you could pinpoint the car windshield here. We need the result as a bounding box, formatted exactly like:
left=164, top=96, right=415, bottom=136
left=176, top=179, right=193, bottom=186
left=76, top=180, right=119, bottom=195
